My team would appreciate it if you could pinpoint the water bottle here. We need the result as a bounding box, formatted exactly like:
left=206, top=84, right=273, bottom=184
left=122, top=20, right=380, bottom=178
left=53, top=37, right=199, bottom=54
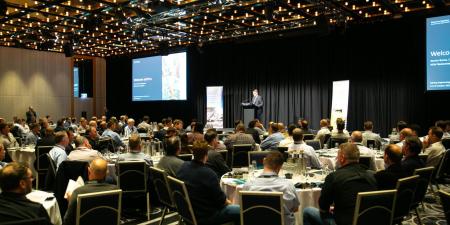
left=334, top=142, right=339, bottom=149
left=252, top=160, right=257, bottom=170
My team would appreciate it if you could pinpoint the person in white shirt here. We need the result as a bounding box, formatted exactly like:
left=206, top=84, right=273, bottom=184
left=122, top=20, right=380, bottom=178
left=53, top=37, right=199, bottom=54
left=331, top=118, right=349, bottom=139
left=123, top=118, right=138, bottom=137
left=67, top=136, right=103, bottom=162
left=288, top=128, right=321, bottom=169
left=314, top=119, right=331, bottom=143
left=137, top=116, right=152, bottom=132
left=422, top=126, right=446, bottom=167
left=77, top=117, right=89, bottom=134
left=396, top=128, right=413, bottom=149
left=361, top=121, right=382, bottom=149
left=49, top=131, right=70, bottom=170
left=0, top=123, right=18, bottom=149
left=351, top=131, right=377, bottom=171
left=0, top=143, right=6, bottom=169
left=279, top=124, right=297, bottom=147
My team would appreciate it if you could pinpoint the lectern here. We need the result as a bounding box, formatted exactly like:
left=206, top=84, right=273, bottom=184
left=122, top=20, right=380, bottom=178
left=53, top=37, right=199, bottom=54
left=241, top=103, right=255, bottom=127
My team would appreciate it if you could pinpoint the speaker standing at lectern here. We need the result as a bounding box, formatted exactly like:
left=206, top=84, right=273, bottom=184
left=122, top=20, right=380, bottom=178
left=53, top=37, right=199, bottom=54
left=241, top=89, right=264, bottom=120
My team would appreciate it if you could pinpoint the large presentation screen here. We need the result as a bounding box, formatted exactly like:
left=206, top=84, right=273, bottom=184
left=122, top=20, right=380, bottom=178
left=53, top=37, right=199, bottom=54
left=132, top=52, right=187, bottom=101
left=426, top=15, right=450, bottom=91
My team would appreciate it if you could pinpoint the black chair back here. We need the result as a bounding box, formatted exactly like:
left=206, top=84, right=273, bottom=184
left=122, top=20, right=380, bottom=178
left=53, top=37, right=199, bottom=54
left=217, top=150, right=228, bottom=164
left=365, top=139, right=376, bottom=149
left=117, top=161, right=147, bottom=193
left=352, top=190, right=397, bottom=225
left=442, top=139, right=450, bottom=150
left=44, top=153, right=57, bottom=191
left=303, top=134, right=314, bottom=141
left=277, top=147, right=289, bottom=162
left=248, top=151, right=271, bottom=169
left=97, top=137, right=115, bottom=153
left=359, top=156, right=372, bottom=169
left=330, top=138, right=348, bottom=148
left=394, top=175, right=419, bottom=222
left=167, top=176, right=198, bottom=225
left=305, top=140, right=321, bottom=150
left=1, top=217, right=49, bottom=225
left=322, top=133, right=331, bottom=147
left=149, top=167, right=174, bottom=208
left=418, top=154, right=428, bottom=164
left=137, top=127, right=148, bottom=133
left=76, top=190, right=122, bottom=225
left=412, top=167, right=434, bottom=206
left=178, top=154, right=193, bottom=161
left=436, top=149, right=450, bottom=180
left=439, top=190, right=450, bottom=224
left=232, top=144, right=253, bottom=168
left=240, top=191, right=284, bottom=225
left=36, top=146, right=53, bottom=190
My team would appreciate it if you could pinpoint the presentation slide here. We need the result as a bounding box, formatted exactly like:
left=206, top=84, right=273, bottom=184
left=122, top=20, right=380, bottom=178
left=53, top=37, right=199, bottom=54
left=426, top=15, right=450, bottom=91
left=132, top=52, right=186, bottom=101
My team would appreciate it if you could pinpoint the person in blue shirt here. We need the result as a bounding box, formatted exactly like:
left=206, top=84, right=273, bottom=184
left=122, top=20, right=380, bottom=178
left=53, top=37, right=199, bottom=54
left=260, top=122, right=285, bottom=150
left=101, top=120, right=125, bottom=149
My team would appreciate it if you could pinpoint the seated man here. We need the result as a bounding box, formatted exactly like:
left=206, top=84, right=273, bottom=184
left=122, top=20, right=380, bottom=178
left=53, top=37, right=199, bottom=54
left=401, top=136, right=425, bottom=176
left=315, top=119, right=331, bottom=143
left=119, top=134, right=153, bottom=167
left=63, top=158, right=118, bottom=225
left=101, top=120, right=125, bottom=149
left=374, top=144, right=407, bottom=190
left=260, top=122, right=285, bottom=150
left=49, top=131, right=70, bottom=170
left=86, top=126, right=99, bottom=150
left=205, top=130, right=230, bottom=178
left=224, top=124, right=255, bottom=150
left=422, top=126, right=445, bottom=167
left=123, top=118, right=138, bottom=137
left=177, top=141, right=240, bottom=225
left=303, top=143, right=377, bottom=225
left=67, top=136, right=103, bottom=162
left=0, top=162, right=52, bottom=224
left=157, top=136, right=184, bottom=177
left=0, top=122, right=19, bottom=149
left=396, top=128, right=413, bottom=149
left=330, top=118, right=350, bottom=140
left=288, top=128, right=321, bottom=169
left=0, top=144, right=6, bottom=169
left=361, top=121, right=382, bottom=149
left=350, top=131, right=377, bottom=171
left=25, top=123, right=41, bottom=146
left=243, top=151, right=300, bottom=225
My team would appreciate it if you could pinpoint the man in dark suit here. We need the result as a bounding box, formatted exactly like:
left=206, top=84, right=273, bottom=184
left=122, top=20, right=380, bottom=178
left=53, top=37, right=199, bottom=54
left=205, top=130, right=230, bottom=178
left=26, top=106, right=37, bottom=125
left=246, top=120, right=261, bottom=144
left=401, top=136, right=425, bottom=176
left=252, top=89, right=263, bottom=120
left=375, top=144, right=407, bottom=190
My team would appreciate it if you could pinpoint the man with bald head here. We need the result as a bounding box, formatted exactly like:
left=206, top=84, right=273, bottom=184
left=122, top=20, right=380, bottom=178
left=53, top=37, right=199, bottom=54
left=314, top=119, right=331, bottom=143
left=350, top=131, right=376, bottom=171
left=374, top=144, right=407, bottom=190
left=303, top=143, right=377, bottom=225
left=396, top=128, right=413, bottom=148
left=63, top=158, right=118, bottom=225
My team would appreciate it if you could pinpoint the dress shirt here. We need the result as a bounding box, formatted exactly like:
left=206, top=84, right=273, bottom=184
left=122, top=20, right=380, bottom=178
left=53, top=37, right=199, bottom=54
left=287, top=142, right=322, bottom=169
left=314, top=127, right=331, bottom=141
left=355, top=143, right=377, bottom=171
left=260, top=132, right=284, bottom=150
left=206, top=147, right=231, bottom=178
left=25, top=132, right=40, bottom=145
left=137, top=122, right=152, bottom=131
left=443, top=132, right=450, bottom=139
left=423, top=141, right=445, bottom=167
left=157, top=155, right=184, bottom=177
left=319, top=163, right=377, bottom=225
left=224, top=132, right=255, bottom=150
left=124, top=125, right=138, bottom=137
left=279, top=136, right=294, bottom=147
left=361, top=130, right=382, bottom=148
left=0, top=192, right=51, bottom=224
left=176, top=160, right=228, bottom=222
left=101, top=129, right=125, bottom=148
left=49, top=144, right=67, bottom=170
left=401, top=155, right=425, bottom=176
left=67, top=147, right=103, bottom=162
left=0, top=133, right=18, bottom=149
left=119, top=151, right=153, bottom=167
left=243, top=171, right=300, bottom=225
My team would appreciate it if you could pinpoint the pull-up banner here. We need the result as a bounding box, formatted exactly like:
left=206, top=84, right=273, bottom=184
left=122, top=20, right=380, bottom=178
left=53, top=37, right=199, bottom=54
left=206, top=86, right=224, bottom=129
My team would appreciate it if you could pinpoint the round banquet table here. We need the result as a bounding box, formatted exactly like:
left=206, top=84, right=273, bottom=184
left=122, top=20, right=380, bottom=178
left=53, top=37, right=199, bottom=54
left=316, top=148, right=385, bottom=171
left=26, top=190, right=62, bottom=225
left=220, top=169, right=325, bottom=225
left=8, top=147, right=37, bottom=176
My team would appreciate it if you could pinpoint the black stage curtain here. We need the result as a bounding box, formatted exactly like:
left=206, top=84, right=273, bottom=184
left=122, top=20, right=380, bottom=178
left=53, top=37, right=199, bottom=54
left=106, top=16, right=450, bottom=137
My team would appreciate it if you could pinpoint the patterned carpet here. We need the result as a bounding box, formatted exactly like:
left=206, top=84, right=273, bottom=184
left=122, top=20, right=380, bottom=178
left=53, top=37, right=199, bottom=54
left=122, top=184, right=450, bottom=225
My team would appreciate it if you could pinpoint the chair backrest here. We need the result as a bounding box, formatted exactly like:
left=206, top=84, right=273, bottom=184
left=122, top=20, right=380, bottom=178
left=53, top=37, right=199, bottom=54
left=97, top=137, right=115, bottom=153
left=394, top=175, right=419, bottom=219
left=149, top=167, right=174, bottom=208
left=277, top=147, right=289, bottom=162
left=46, top=153, right=57, bottom=174
left=36, top=146, right=53, bottom=171
left=359, top=156, right=372, bottom=169
left=178, top=154, right=193, bottom=161
left=239, top=191, right=284, bottom=225
left=76, top=189, right=122, bottom=225
left=167, top=176, right=198, bottom=225
left=322, top=133, right=332, bottom=146
left=436, top=149, right=450, bottom=180
left=439, top=190, right=450, bottom=224
left=117, top=161, right=147, bottom=193
left=44, top=153, right=57, bottom=191
left=217, top=150, right=228, bottom=164
left=365, top=139, right=376, bottom=149
left=305, top=140, right=321, bottom=150
left=232, top=144, right=253, bottom=168
left=330, top=138, right=348, bottom=148
left=1, top=217, right=49, bottom=225
left=412, top=166, right=434, bottom=205
left=352, top=190, right=397, bottom=225
left=418, top=154, right=428, bottom=164
left=442, top=139, right=450, bottom=150
left=248, top=151, right=271, bottom=169
left=303, top=134, right=314, bottom=141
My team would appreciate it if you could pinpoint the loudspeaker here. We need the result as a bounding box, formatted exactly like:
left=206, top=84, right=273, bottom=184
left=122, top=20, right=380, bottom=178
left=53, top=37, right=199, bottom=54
left=63, top=43, right=74, bottom=57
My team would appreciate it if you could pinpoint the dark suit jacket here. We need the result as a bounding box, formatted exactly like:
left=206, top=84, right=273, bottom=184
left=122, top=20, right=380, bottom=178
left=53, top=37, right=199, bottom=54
left=401, top=156, right=425, bottom=176
left=36, top=135, right=56, bottom=148
left=374, top=163, right=407, bottom=190
left=206, top=148, right=231, bottom=178
left=0, top=192, right=52, bottom=224
left=246, top=128, right=261, bottom=144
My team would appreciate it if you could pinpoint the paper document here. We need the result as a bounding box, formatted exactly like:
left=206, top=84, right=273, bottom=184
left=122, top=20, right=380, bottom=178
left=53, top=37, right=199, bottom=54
left=64, top=176, right=85, bottom=199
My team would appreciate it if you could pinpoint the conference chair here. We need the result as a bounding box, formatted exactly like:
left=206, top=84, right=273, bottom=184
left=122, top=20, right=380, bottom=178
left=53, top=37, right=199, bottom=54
left=358, top=156, right=372, bottom=170
left=1, top=217, right=49, bottom=225
left=303, top=134, right=314, bottom=141
left=305, top=140, right=321, bottom=150
left=329, top=137, right=348, bottom=149
left=117, top=161, right=150, bottom=220
left=75, top=189, right=122, bottom=225
left=231, top=144, right=253, bottom=168
left=239, top=191, right=284, bottom=225
left=434, top=149, right=450, bottom=189
left=418, top=154, right=428, bottom=165
left=365, top=139, right=377, bottom=149
left=97, top=136, right=115, bottom=153
left=178, top=154, right=193, bottom=161
left=322, top=134, right=331, bottom=147
left=276, top=147, right=289, bottom=162
left=352, top=190, right=397, bottom=225
left=442, top=139, right=450, bottom=150
left=167, top=176, right=198, bottom=225
left=439, top=190, right=450, bottom=224
left=36, top=146, right=53, bottom=190
left=393, top=175, right=420, bottom=224
left=248, top=151, right=271, bottom=170
left=412, top=167, right=435, bottom=225
left=149, top=167, right=175, bottom=225
left=44, top=153, right=57, bottom=191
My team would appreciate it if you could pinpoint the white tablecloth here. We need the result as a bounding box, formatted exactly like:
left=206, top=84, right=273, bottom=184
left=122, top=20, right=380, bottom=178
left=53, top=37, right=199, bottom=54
left=316, top=148, right=385, bottom=171
left=26, top=190, right=62, bottom=225
left=8, top=147, right=37, bottom=175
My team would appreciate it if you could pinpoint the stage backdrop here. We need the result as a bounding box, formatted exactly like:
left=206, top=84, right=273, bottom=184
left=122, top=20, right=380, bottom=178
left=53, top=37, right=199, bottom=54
left=107, top=16, right=450, bottom=137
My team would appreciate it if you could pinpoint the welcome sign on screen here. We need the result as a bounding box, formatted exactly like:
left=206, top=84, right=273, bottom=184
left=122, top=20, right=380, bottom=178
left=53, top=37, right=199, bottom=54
left=132, top=52, right=187, bottom=100
left=427, top=15, right=450, bottom=91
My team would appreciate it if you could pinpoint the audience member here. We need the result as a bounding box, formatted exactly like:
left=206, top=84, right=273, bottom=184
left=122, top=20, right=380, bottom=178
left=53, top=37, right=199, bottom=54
left=361, top=121, right=382, bottom=148
left=0, top=143, right=6, bottom=169
left=396, top=128, right=413, bottom=148
left=422, top=126, right=445, bottom=167
left=137, top=116, right=152, bottom=132
left=314, top=119, right=331, bottom=143
left=390, top=120, right=408, bottom=142
left=330, top=118, right=349, bottom=139
left=0, top=122, right=18, bottom=149
left=187, top=122, right=205, bottom=144
left=401, top=136, right=425, bottom=175
left=101, top=120, right=125, bottom=149
left=350, top=131, right=376, bottom=171
left=245, top=120, right=261, bottom=144
left=157, top=136, right=184, bottom=177
left=224, top=124, right=255, bottom=150
left=260, top=123, right=284, bottom=150
left=279, top=124, right=297, bottom=147
left=243, top=151, right=300, bottom=225
left=288, top=128, right=321, bottom=169
left=65, top=128, right=75, bottom=155
left=26, top=106, right=37, bottom=124
left=86, top=126, right=99, bottom=150
left=63, top=158, right=118, bottom=225
left=36, top=127, right=55, bottom=148
left=77, top=117, right=89, bottom=134
left=124, top=118, right=138, bottom=137
left=49, top=131, right=70, bottom=170
left=67, top=136, right=103, bottom=162
left=25, top=123, right=40, bottom=146
left=177, top=141, right=240, bottom=225
left=205, top=130, right=230, bottom=178
left=303, top=143, right=377, bottom=225
left=119, top=134, right=153, bottom=167
left=374, top=144, right=407, bottom=190
left=300, top=119, right=313, bottom=134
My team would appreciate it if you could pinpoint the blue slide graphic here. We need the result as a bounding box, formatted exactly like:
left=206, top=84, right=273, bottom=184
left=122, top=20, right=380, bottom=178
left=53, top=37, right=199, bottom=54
left=427, top=15, right=450, bottom=91
left=132, top=56, right=162, bottom=101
